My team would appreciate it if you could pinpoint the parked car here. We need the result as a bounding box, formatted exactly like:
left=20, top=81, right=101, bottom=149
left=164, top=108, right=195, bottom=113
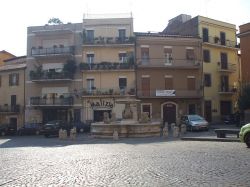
left=239, top=123, right=250, bottom=148
left=73, top=121, right=90, bottom=133
left=42, top=120, right=72, bottom=137
left=0, top=123, right=17, bottom=136
left=17, top=123, right=42, bottom=136
left=181, top=114, right=209, bottom=131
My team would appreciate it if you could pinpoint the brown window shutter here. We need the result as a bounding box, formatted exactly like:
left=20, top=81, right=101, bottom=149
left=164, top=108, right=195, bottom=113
left=141, top=77, right=150, bottom=96
left=16, top=73, right=19, bottom=85
left=187, top=77, right=196, bottom=90
left=9, top=74, right=12, bottom=86
left=165, top=77, right=173, bottom=89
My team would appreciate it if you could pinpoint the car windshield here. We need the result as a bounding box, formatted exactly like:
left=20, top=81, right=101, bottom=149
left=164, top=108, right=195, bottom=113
left=189, top=115, right=204, bottom=121
left=45, top=121, right=61, bottom=125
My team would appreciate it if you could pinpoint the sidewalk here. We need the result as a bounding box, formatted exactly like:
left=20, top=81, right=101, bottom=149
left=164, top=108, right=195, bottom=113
left=181, top=123, right=241, bottom=142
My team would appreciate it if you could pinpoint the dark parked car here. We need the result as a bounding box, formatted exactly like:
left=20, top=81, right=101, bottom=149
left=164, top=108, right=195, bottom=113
left=42, top=120, right=72, bottom=137
left=181, top=114, right=209, bottom=131
left=17, top=123, right=42, bottom=136
left=0, top=123, right=17, bottom=136
left=73, top=121, right=90, bottom=133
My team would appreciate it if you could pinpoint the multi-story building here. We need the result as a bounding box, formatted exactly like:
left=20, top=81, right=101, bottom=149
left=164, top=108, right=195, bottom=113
left=238, top=23, right=250, bottom=84
left=0, top=50, right=16, bottom=66
left=0, top=56, right=26, bottom=130
left=26, top=23, right=83, bottom=124
left=163, top=15, right=240, bottom=122
left=135, top=32, right=202, bottom=124
left=81, top=14, right=135, bottom=122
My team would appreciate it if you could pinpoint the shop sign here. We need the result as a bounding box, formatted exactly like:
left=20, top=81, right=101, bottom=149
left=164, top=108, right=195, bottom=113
left=156, top=90, right=176, bottom=96
left=89, top=99, right=114, bottom=109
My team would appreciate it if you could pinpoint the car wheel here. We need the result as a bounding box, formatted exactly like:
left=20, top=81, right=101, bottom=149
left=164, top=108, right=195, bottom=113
left=1, top=131, right=6, bottom=136
left=245, top=133, right=250, bottom=148
left=190, top=126, right=193, bottom=132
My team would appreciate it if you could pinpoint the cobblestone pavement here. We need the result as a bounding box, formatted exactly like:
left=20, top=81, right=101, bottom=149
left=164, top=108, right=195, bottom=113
left=0, top=135, right=249, bottom=187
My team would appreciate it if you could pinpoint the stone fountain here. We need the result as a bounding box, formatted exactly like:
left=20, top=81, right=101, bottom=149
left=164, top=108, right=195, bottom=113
left=91, top=98, right=162, bottom=138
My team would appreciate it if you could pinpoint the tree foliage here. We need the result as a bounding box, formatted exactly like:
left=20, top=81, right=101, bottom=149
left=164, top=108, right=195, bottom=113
left=48, top=18, right=63, bottom=25
left=238, top=84, right=250, bottom=111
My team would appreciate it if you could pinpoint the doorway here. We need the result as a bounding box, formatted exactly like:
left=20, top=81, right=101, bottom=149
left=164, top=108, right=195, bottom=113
left=204, top=100, right=212, bottom=122
left=163, top=102, right=177, bottom=125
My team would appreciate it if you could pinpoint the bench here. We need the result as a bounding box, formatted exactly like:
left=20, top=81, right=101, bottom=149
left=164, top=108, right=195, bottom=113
left=214, top=129, right=240, bottom=138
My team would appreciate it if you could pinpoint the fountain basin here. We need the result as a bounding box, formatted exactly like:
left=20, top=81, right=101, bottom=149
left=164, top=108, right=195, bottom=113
left=91, top=120, right=162, bottom=138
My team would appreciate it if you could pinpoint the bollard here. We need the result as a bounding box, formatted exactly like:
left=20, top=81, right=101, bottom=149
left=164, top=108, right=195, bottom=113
left=173, top=126, right=179, bottom=138
left=113, top=130, right=119, bottom=140
left=180, top=124, right=187, bottom=135
left=171, top=123, right=175, bottom=132
left=59, top=129, right=63, bottom=139
left=162, top=126, right=168, bottom=138
left=70, top=127, right=77, bottom=140
left=61, top=130, right=67, bottom=140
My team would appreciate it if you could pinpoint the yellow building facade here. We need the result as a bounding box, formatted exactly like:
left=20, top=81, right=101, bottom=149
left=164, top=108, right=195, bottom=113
left=81, top=14, right=136, bottom=122
left=199, top=16, right=239, bottom=122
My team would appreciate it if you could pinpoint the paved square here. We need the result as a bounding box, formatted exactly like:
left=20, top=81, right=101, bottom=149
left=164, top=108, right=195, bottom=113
left=0, top=135, right=249, bottom=186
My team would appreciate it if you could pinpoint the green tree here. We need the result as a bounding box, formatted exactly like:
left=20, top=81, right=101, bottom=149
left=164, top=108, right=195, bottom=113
left=48, top=18, right=63, bottom=25
left=238, top=84, right=250, bottom=111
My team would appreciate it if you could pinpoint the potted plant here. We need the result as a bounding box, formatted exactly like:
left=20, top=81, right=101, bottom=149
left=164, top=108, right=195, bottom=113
left=214, top=36, right=220, bottom=43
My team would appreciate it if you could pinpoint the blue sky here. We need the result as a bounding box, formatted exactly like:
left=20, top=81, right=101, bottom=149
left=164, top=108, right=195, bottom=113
left=0, top=0, right=249, bottom=56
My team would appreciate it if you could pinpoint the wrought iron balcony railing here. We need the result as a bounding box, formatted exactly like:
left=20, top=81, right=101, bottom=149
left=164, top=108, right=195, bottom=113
left=83, top=36, right=135, bottom=45
left=30, top=71, right=73, bottom=81
left=137, top=89, right=202, bottom=98
left=81, top=87, right=136, bottom=96
left=0, top=105, right=20, bottom=113
left=137, top=58, right=201, bottom=68
left=218, top=85, right=237, bottom=94
left=30, top=97, right=74, bottom=106
left=31, top=46, right=74, bottom=56
left=79, top=62, right=135, bottom=71
left=217, top=63, right=236, bottom=72
left=203, top=36, right=239, bottom=48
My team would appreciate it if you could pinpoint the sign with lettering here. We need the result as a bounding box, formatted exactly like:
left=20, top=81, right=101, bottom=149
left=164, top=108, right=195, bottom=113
left=156, top=90, right=176, bottom=96
left=88, top=99, right=114, bottom=109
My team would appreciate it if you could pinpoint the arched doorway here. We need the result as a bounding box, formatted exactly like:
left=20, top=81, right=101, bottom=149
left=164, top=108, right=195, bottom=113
left=162, top=102, right=177, bottom=125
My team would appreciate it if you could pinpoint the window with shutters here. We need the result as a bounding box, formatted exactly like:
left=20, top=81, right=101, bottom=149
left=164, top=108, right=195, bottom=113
left=141, top=47, right=149, bottom=65
left=87, top=54, right=94, bottom=64
left=203, top=50, right=210, bottom=62
left=86, top=30, right=94, bottom=43
left=186, top=49, right=195, bottom=60
left=164, top=47, right=173, bottom=65
left=119, top=53, right=127, bottom=63
left=142, top=104, right=151, bottom=119
left=165, top=77, right=173, bottom=90
left=141, top=77, right=150, bottom=96
left=9, top=73, right=19, bottom=86
left=204, top=74, right=211, bottom=87
left=202, top=28, right=209, bottom=42
left=187, top=77, right=196, bottom=90
left=119, top=78, right=127, bottom=89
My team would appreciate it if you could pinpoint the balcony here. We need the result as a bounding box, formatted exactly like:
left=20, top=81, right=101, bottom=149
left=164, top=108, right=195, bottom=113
left=217, top=63, right=236, bottom=73
left=79, top=62, right=135, bottom=71
left=203, top=36, right=239, bottom=48
left=0, top=105, right=21, bottom=113
left=83, top=36, right=135, bottom=46
left=31, top=46, right=74, bottom=57
left=30, top=71, right=73, bottom=82
left=30, top=97, right=74, bottom=106
left=137, top=89, right=202, bottom=98
left=218, top=85, right=237, bottom=94
left=137, top=58, right=201, bottom=69
left=81, top=87, right=136, bottom=97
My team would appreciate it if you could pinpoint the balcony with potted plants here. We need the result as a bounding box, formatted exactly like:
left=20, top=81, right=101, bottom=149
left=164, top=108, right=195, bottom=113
left=30, top=95, right=74, bottom=106
left=81, top=87, right=136, bottom=97
left=30, top=60, right=76, bottom=82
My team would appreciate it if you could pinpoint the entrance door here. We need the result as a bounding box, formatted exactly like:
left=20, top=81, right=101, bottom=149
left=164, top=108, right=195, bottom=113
left=204, top=100, right=212, bottom=122
left=94, top=110, right=111, bottom=122
left=220, top=101, right=231, bottom=116
left=74, top=109, right=81, bottom=122
left=9, top=118, right=17, bottom=132
left=163, top=103, right=176, bottom=124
